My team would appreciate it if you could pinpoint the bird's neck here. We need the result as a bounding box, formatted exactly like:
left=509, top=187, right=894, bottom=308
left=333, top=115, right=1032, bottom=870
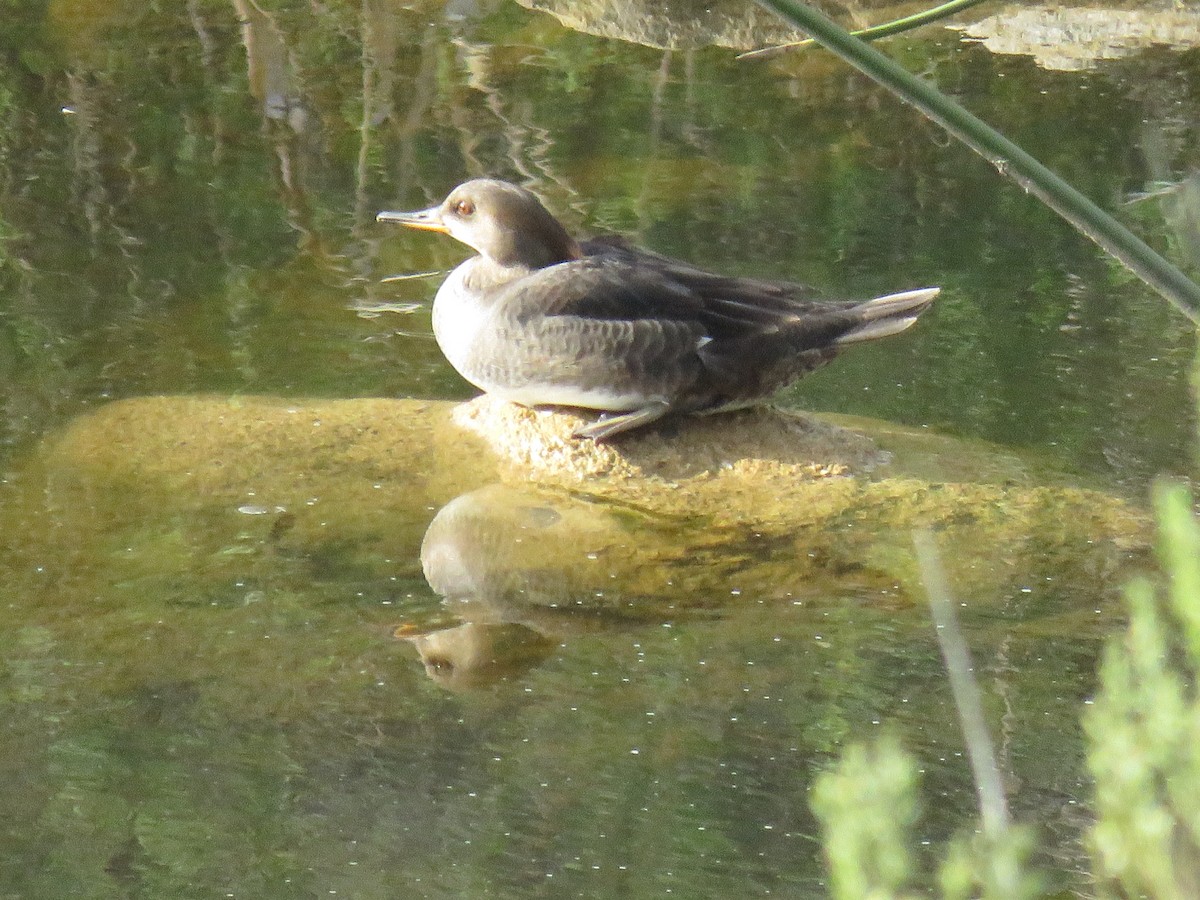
left=461, top=256, right=540, bottom=295
left=487, top=216, right=582, bottom=270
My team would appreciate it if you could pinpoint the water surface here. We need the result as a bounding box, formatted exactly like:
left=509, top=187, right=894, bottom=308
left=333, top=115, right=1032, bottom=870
left=0, top=1, right=1197, bottom=896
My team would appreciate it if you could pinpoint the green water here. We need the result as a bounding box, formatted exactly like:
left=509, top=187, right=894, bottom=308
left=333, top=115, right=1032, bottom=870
left=0, top=1, right=1196, bottom=896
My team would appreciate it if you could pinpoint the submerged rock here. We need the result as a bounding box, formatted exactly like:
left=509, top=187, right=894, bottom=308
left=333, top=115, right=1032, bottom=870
left=41, top=393, right=1148, bottom=583
left=21, top=392, right=1149, bottom=689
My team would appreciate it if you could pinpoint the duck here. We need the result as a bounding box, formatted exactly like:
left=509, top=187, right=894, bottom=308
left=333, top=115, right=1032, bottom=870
left=377, top=178, right=937, bottom=441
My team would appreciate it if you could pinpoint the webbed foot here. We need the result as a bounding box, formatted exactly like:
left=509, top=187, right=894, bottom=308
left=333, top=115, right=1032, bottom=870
left=572, top=401, right=672, bottom=442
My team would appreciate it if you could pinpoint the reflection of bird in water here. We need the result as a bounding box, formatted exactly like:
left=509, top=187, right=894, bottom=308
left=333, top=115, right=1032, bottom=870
left=406, top=484, right=665, bottom=690
left=419, top=487, right=574, bottom=608
left=378, top=179, right=938, bottom=440
left=401, top=486, right=597, bottom=691
left=404, top=622, right=554, bottom=693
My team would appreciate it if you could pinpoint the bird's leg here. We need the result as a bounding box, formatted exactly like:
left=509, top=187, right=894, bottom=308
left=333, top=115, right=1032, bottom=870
left=572, top=401, right=672, bottom=442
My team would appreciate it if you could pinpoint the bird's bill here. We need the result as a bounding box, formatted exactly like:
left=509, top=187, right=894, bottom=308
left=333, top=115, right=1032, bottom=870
left=376, top=206, right=449, bottom=233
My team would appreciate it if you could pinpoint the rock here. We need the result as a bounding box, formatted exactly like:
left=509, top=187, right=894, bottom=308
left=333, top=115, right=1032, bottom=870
left=36, top=393, right=1149, bottom=599
left=954, top=3, right=1200, bottom=71
left=6, top=392, right=1150, bottom=692
left=450, top=395, right=886, bottom=484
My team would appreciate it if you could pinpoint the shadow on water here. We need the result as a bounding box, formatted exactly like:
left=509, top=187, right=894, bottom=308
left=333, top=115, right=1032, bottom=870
left=0, top=0, right=1195, bottom=895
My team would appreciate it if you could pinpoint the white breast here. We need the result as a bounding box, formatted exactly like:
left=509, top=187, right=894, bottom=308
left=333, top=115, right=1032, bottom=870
left=431, top=261, right=490, bottom=384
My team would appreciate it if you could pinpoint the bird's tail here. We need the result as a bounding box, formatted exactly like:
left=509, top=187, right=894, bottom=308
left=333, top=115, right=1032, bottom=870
left=835, top=287, right=940, bottom=345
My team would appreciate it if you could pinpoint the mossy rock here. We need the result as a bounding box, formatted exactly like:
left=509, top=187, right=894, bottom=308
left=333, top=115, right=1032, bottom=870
left=36, top=394, right=1148, bottom=609
left=0, top=392, right=1150, bottom=697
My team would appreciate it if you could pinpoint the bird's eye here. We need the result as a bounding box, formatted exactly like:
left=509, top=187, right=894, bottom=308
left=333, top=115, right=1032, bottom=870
left=454, top=199, right=475, bottom=216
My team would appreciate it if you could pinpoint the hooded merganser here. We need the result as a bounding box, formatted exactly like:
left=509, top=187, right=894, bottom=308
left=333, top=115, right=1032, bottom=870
left=378, top=179, right=938, bottom=441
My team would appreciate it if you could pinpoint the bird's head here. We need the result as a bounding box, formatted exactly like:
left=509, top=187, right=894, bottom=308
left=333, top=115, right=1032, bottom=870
left=377, top=179, right=581, bottom=269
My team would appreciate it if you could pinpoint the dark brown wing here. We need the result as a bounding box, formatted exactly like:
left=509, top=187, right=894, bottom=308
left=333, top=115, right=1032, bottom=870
left=581, top=235, right=822, bottom=315
left=499, top=253, right=706, bottom=324
left=501, top=238, right=863, bottom=343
